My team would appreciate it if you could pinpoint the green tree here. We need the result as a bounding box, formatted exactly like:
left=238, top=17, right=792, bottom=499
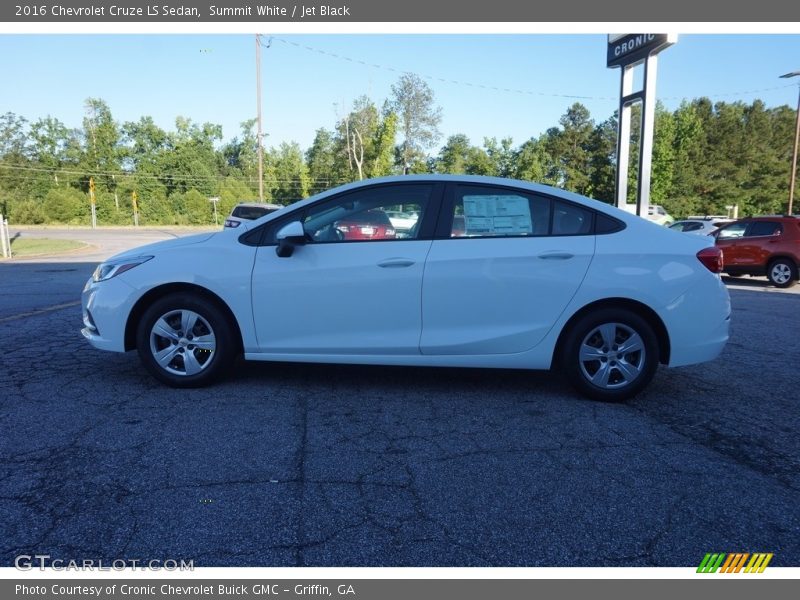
left=306, top=127, right=339, bottom=192
left=651, top=104, right=676, bottom=208
left=436, top=134, right=472, bottom=173
left=81, top=98, right=122, bottom=193
left=390, top=73, right=442, bottom=173
left=369, top=105, right=397, bottom=178
left=266, top=142, right=310, bottom=203
left=586, top=116, right=617, bottom=203
left=484, top=137, right=515, bottom=178
left=545, top=103, right=595, bottom=194
left=30, top=116, right=71, bottom=188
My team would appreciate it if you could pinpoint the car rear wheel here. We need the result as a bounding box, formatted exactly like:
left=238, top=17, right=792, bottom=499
left=766, top=259, right=797, bottom=288
left=136, top=293, right=236, bottom=387
left=562, top=309, right=659, bottom=402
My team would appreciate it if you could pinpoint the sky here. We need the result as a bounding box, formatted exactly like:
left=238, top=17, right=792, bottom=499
left=2, top=34, right=800, bottom=151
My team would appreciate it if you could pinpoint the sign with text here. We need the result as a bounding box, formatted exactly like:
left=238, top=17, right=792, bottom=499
left=607, top=33, right=676, bottom=68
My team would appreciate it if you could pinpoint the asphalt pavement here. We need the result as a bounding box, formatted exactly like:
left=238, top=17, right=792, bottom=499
left=0, top=228, right=798, bottom=567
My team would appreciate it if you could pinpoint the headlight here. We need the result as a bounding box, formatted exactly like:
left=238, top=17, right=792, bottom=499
left=92, top=255, right=153, bottom=283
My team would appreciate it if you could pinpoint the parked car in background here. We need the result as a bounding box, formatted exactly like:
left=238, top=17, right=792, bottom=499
left=81, top=175, right=730, bottom=402
left=224, top=202, right=283, bottom=228
left=385, top=210, right=419, bottom=234
left=334, top=209, right=396, bottom=240
left=669, top=217, right=732, bottom=236
left=618, top=203, right=674, bottom=226
left=647, top=205, right=674, bottom=226
left=713, top=215, right=800, bottom=287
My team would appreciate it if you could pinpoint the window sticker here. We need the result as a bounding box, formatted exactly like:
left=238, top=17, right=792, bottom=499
left=462, top=195, right=533, bottom=235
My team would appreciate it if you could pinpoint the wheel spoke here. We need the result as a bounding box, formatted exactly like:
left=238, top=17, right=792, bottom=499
left=580, top=343, right=606, bottom=362
left=181, top=310, right=199, bottom=335
left=617, top=332, right=644, bottom=355
left=183, top=350, right=203, bottom=375
left=615, top=359, right=641, bottom=383
left=590, top=362, right=612, bottom=387
left=153, top=317, right=179, bottom=341
left=192, top=333, right=216, bottom=351
left=154, top=345, right=179, bottom=368
left=598, top=323, right=617, bottom=348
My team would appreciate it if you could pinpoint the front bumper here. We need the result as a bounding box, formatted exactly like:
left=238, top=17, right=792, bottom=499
left=81, top=276, right=137, bottom=353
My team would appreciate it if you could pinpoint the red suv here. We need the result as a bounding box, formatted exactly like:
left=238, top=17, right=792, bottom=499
left=713, top=216, right=800, bottom=288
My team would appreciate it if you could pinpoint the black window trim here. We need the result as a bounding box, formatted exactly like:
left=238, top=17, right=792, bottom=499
left=434, top=182, right=624, bottom=240
left=239, top=181, right=446, bottom=247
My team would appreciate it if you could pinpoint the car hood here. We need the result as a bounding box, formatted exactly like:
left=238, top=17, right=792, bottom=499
left=106, top=232, right=218, bottom=262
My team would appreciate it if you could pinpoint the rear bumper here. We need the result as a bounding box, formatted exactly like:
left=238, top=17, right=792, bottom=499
left=664, top=276, right=731, bottom=367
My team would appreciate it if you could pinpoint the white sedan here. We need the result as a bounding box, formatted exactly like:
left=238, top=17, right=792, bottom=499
left=81, top=176, right=730, bottom=401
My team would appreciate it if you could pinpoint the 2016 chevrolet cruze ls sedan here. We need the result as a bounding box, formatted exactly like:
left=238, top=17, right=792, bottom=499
left=81, top=176, right=730, bottom=401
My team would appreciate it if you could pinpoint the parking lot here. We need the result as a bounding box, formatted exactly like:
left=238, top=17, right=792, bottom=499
left=0, top=228, right=798, bottom=567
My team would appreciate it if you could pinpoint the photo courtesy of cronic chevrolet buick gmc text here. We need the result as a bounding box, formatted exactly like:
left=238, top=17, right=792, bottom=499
left=81, top=176, right=731, bottom=402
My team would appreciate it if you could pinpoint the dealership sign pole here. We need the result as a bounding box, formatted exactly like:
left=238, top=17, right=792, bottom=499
left=608, top=34, right=676, bottom=218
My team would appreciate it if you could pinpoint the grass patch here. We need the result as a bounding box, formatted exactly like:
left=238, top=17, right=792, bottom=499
left=7, top=238, right=87, bottom=257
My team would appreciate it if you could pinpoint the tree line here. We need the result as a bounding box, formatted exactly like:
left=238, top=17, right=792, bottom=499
left=0, top=73, right=796, bottom=226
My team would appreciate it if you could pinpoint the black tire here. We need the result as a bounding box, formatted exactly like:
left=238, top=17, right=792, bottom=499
left=561, top=308, right=659, bottom=402
left=136, top=293, right=236, bottom=387
left=766, top=259, right=798, bottom=288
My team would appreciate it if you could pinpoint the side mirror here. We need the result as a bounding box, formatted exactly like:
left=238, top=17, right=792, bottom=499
left=275, top=221, right=306, bottom=258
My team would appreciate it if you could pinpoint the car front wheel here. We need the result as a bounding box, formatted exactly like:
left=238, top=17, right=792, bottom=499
left=136, top=293, right=236, bottom=387
left=767, top=259, right=798, bottom=288
left=562, top=309, right=659, bottom=402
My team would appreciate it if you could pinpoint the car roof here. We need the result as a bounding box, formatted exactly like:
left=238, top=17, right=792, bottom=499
left=282, top=174, right=625, bottom=214
left=233, top=202, right=283, bottom=209
left=240, top=175, right=666, bottom=232
left=729, top=215, right=799, bottom=223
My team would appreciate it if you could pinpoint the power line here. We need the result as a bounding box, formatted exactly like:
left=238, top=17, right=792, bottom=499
left=265, top=36, right=799, bottom=103
left=0, top=163, right=348, bottom=185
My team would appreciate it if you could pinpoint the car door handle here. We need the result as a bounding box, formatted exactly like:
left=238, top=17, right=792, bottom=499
left=377, top=258, right=416, bottom=268
left=537, top=252, right=574, bottom=260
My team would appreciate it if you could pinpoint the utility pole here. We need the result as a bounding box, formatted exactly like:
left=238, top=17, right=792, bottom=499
left=780, top=71, right=800, bottom=215
left=132, top=191, right=139, bottom=227
left=256, top=34, right=264, bottom=203
left=89, top=176, right=97, bottom=229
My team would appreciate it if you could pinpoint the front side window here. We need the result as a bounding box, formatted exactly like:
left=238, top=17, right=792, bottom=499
left=302, top=184, right=432, bottom=243
left=717, top=222, right=748, bottom=239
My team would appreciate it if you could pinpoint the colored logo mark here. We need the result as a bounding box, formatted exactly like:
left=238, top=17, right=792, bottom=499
left=697, top=553, right=773, bottom=573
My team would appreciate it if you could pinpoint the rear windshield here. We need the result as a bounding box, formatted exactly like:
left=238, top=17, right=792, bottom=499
left=232, top=205, right=276, bottom=220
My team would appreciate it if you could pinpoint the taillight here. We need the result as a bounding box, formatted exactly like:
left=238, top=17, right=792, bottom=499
left=697, top=246, right=723, bottom=273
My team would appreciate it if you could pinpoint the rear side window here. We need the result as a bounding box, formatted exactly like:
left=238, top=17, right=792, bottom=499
left=595, top=213, right=625, bottom=234
left=747, top=221, right=782, bottom=237
left=450, top=185, right=550, bottom=238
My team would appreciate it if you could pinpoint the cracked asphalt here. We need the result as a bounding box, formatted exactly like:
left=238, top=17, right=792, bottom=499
left=0, top=228, right=798, bottom=567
